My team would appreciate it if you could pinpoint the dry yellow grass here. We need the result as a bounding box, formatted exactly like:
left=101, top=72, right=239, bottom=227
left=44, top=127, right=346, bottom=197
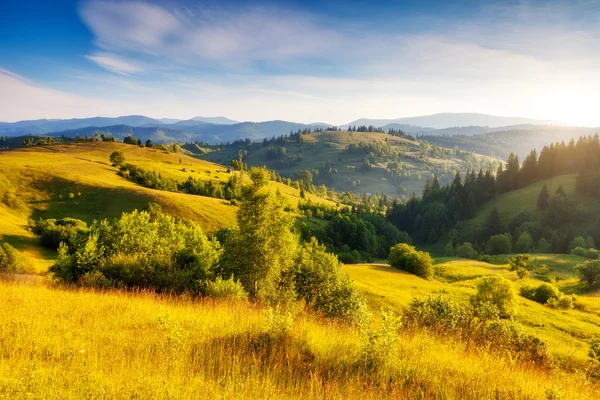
left=0, top=277, right=598, bottom=399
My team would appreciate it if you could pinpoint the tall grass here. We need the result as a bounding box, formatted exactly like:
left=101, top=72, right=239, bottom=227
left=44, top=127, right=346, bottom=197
left=0, top=278, right=598, bottom=399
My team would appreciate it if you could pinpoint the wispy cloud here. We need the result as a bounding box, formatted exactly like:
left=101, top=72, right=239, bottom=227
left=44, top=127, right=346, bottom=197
left=85, top=52, right=143, bottom=75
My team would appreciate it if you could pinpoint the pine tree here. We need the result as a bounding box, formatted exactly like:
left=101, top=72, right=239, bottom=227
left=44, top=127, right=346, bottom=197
left=484, top=207, right=502, bottom=239
left=423, top=178, right=432, bottom=197
left=537, top=184, right=550, bottom=210
left=431, top=175, right=440, bottom=190
left=555, top=184, right=567, bottom=198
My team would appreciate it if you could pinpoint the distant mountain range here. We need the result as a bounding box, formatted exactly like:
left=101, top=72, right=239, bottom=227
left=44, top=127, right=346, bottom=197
left=0, top=112, right=574, bottom=144
left=344, top=113, right=566, bottom=130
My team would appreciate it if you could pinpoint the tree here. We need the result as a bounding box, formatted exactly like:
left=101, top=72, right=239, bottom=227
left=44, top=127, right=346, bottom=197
left=456, top=242, right=478, bottom=259
left=389, top=243, right=433, bottom=279
left=555, top=184, right=567, bottom=198
left=509, top=254, right=530, bottom=279
left=569, top=236, right=586, bottom=252
left=221, top=167, right=298, bottom=301
left=486, top=234, right=512, bottom=255
left=536, top=238, right=551, bottom=253
left=145, top=139, right=153, bottom=147
left=515, top=232, right=534, bottom=253
left=483, top=208, right=502, bottom=239
left=576, top=260, right=600, bottom=287
left=109, top=151, right=126, bottom=167
left=537, top=184, right=549, bottom=210
left=471, top=275, right=518, bottom=319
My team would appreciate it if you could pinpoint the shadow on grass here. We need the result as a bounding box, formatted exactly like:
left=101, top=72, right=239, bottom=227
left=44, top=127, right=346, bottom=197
left=0, top=234, right=56, bottom=257
left=28, top=176, right=154, bottom=224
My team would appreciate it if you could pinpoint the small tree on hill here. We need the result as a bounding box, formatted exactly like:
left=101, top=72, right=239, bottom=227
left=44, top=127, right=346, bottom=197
left=486, top=234, right=512, bottom=255
left=483, top=208, right=502, bottom=238
left=109, top=151, right=125, bottom=167
left=576, top=260, right=600, bottom=287
left=509, top=254, right=530, bottom=279
left=515, top=232, right=533, bottom=253
left=537, top=184, right=549, bottom=210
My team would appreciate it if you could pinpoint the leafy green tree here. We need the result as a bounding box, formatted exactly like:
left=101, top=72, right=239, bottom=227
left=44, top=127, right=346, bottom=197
left=471, top=275, right=518, bottom=319
left=576, top=260, right=600, bottom=287
left=444, top=240, right=455, bottom=256
left=536, top=238, right=551, bottom=253
left=537, top=184, right=549, bottom=210
left=109, top=151, right=126, bottom=167
left=485, top=234, right=512, bottom=255
left=515, top=232, right=534, bottom=253
left=483, top=208, right=502, bottom=238
left=456, top=242, right=478, bottom=259
left=221, top=167, right=298, bottom=301
left=586, top=236, right=596, bottom=249
left=569, top=236, right=586, bottom=252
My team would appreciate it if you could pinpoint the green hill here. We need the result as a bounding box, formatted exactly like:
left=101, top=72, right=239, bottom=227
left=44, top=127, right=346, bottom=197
left=0, top=142, right=335, bottom=272
left=191, top=130, right=500, bottom=197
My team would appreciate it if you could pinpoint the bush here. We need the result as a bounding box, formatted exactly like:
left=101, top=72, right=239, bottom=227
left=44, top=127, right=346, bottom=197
left=576, top=260, right=600, bottom=287
left=485, top=234, right=513, bottom=255
left=389, top=243, right=433, bottom=279
left=443, top=240, right=455, bottom=256
left=49, top=210, right=221, bottom=293
left=404, top=294, right=469, bottom=333
left=360, top=309, right=401, bottom=368
left=456, top=242, right=478, bottom=259
left=547, top=294, right=576, bottom=310
left=205, top=276, right=248, bottom=301
left=586, top=248, right=600, bottom=259
left=0, top=242, right=27, bottom=273
left=32, top=218, right=88, bottom=250
left=533, top=283, right=561, bottom=304
left=265, top=307, right=294, bottom=339
left=569, top=236, right=586, bottom=252
left=471, top=275, right=518, bottom=319
left=294, top=238, right=367, bottom=323
left=590, top=336, right=600, bottom=364
left=570, top=246, right=587, bottom=257
left=478, top=254, right=493, bottom=263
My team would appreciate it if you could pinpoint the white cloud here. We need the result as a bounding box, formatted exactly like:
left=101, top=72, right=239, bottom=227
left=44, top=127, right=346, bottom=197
left=85, top=52, right=143, bottom=75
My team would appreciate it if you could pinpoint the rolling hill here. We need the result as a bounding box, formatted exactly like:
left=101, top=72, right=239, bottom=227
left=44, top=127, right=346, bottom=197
left=192, top=130, right=501, bottom=197
left=0, top=142, right=333, bottom=271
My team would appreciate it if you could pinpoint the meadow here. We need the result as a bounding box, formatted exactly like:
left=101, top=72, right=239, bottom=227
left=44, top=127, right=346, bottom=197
left=1, top=275, right=599, bottom=399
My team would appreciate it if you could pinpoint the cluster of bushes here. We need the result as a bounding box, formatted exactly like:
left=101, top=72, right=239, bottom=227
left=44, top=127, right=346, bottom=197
left=389, top=243, right=433, bottom=279
left=117, top=163, right=243, bottom=201
left=404, top=285, right=549, bottom=365
left=32, top=218, right=88, bottom=250
left=0, top=242, right=28, bottom=274
left=48, top=168, right=367, bottom=323
left=576, top=260, right=600, bottom=287
left=520, top=282, right=578, bottom=309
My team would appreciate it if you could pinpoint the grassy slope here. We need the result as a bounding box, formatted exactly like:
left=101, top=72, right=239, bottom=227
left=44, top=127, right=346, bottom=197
left=1, top=277, right=598, bottom=399
left=344, top=254, right=600, bottom=363
left=0, top=142, right=333, bottom=272
left=196, top=130, right=499, bottom=197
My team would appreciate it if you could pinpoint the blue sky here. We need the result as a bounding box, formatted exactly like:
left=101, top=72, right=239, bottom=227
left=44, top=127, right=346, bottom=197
left=1, top=0, right=600, bottom=125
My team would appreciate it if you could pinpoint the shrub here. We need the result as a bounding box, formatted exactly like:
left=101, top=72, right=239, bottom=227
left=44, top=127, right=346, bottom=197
left=478, top=254, right=493, bottom=263
left=570, top=247, right=587, bottom=257
left=389, top=243, right=433, bottom=279
left=485, top=234, right=512, bottom=255
left=456, top=242, right=478, bottom=259
left=205, top=276, right=248, bottom=301
left=360, top=309, right=401, bottom=368
left=294, top=238, right=367, bottom=323
left=576, top=260, right=600, bottom=287
left=586, top=248, right=599, bottom=259
left=0, top=242, right=27, bottom=273
left=509, top=254, right=530, bottom=279
left=569, top=236, right=586, bottom=252
left=32, top=218, right=88, bottom=250
left=471, top=275, right=518, bottom=319
left=265, top=307, right=294, bottom=339
left=590, top=336, right=600, bottom=364
left=547, top=294, right=576, bottom=310
left=404, top=294, right=469, bottom=333
left=49, top=210, right=221, bottom=293
left=533, top=283, right=561, bottom=304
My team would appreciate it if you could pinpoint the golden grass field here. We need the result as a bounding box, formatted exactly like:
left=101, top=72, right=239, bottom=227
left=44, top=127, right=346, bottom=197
left=1, top=275, right=599, bottom=399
